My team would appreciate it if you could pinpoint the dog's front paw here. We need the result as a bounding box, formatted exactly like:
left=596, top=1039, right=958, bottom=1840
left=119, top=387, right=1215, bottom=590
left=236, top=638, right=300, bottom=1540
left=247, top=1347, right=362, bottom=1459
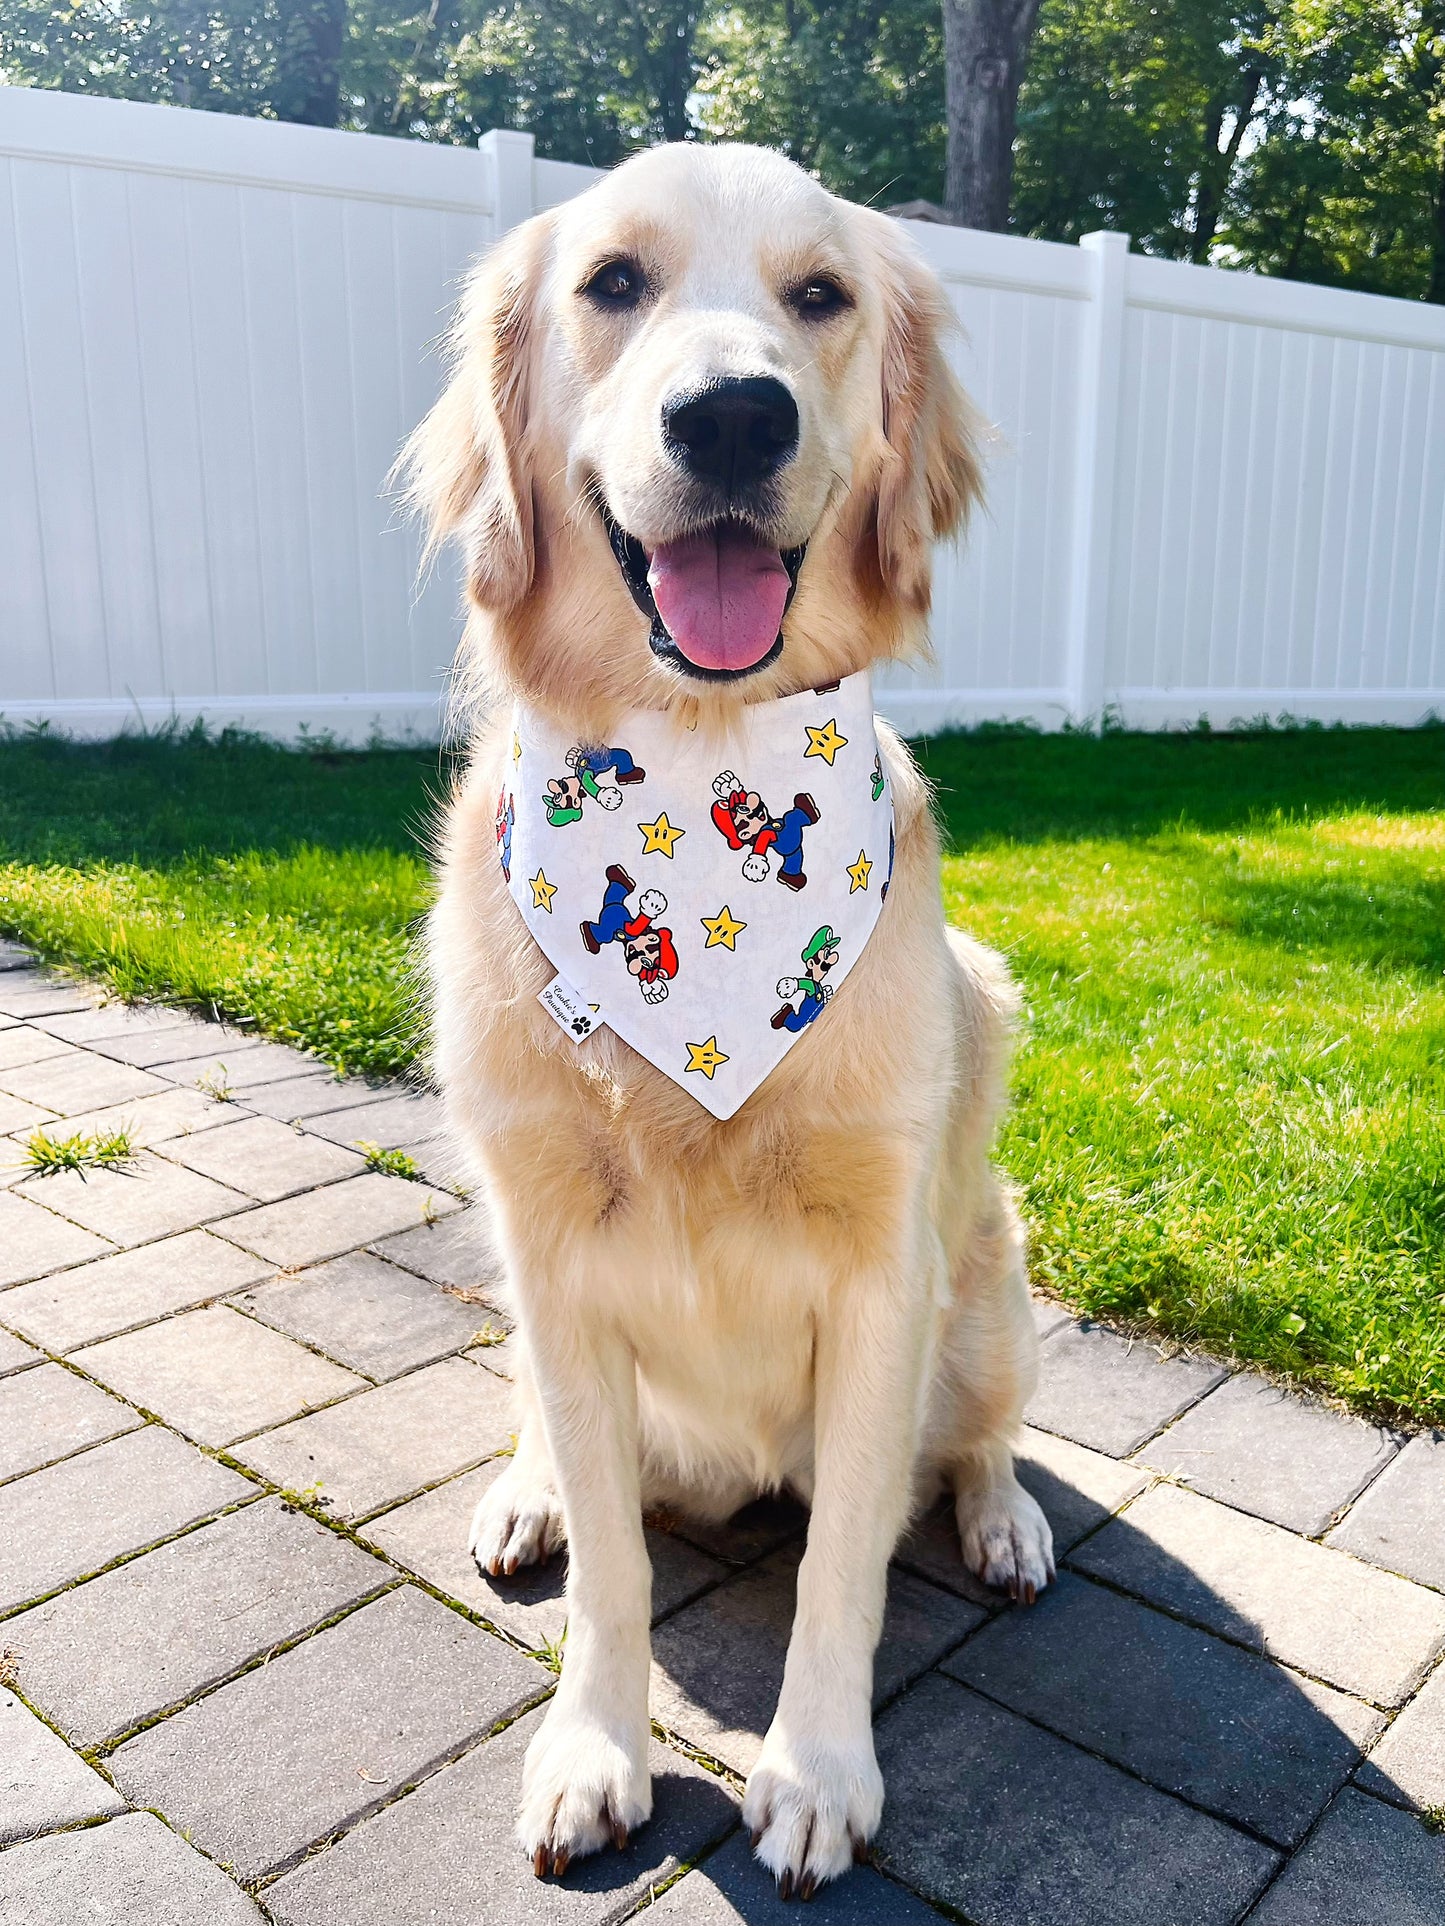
left=519, top=1703, right=651, bottom=1877
left=469, top=1464, right=566, bottom=1577
left=955, top=1476, right=1055, bottom=1603
left=743, top=1722, right=883, bottom=1900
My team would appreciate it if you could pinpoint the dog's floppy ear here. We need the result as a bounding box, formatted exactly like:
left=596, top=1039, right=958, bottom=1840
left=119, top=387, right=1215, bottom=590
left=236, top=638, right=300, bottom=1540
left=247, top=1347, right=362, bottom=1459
left=398, top=213, right=553, bottom=613
left=856, top=216, right=985, bottom=616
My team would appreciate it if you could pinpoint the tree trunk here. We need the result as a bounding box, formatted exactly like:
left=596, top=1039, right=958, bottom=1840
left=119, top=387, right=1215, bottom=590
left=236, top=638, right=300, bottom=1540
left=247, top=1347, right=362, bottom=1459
left=1190, top=68, right=1264, bottom=265
left=275, top=0, right=348, bottom=128
left=1429, top=148, right=1445, bottom=304
left=941, top=0, right=1043, bottom=230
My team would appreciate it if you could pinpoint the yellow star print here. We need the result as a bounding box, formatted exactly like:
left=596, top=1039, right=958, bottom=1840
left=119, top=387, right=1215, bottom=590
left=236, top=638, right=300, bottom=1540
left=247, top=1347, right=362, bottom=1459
left=847, top=849, right=873, bottom=893
left=804, top=718, right=848, bottom=765
left=638, top=812, right=686, bottom=858
left=530, top=868, right=557, bottom=912
left=700, top=905, right=746, bottom=951
left=512, top=734, right=522, bottom=763
left=685, top=1036, right=729, bottom=1079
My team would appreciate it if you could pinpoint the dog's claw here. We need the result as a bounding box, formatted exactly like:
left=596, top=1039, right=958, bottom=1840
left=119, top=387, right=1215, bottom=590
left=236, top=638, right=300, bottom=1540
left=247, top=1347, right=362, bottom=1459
left=778, top=1868, right=794, bottom=1901
left=798, top=1871, right=818, bottom=1901
left=552, top=1848, right=570, bottom=1877
left=851, top=1831, right=870, bottom=1864
left=532, top=1845, right=548, bottom=1879
left=1022, top=1579, right=1037, bottom=1606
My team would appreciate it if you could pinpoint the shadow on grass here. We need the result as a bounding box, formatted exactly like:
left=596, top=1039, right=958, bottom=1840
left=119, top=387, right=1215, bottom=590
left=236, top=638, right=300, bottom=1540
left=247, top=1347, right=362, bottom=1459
left=916, top=723, right=1444, bottom=850
left=1209, top=870, right=1445, bottom=978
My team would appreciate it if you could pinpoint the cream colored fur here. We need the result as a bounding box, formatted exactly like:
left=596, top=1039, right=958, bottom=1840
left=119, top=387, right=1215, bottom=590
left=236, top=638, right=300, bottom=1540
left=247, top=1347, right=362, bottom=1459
left=408, top=141, right=1053, bottom=1898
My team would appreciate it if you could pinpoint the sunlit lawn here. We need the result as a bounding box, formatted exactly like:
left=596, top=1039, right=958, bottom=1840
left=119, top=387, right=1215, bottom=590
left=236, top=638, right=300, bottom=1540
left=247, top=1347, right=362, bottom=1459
left=2, top=720, right=1441, bottom=1422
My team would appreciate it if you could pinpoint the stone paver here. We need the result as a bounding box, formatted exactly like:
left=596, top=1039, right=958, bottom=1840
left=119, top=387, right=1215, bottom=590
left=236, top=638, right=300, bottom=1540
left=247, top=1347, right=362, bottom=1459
left=31, top=1002, right=198, bottom=1047
left=874, top=1674, right=1278, bottom=1926
left=30, top=1083, right=243, bottom=1149
left=215, top=1169, right=458, bottom=1267
left=148, top=1038, right=318, bottom=1087
left=237, top=1070, right=374, bottom=1120
left=0, top=1024, right=76, bottom=1068
left=236, top=1353, right=513, bottom=1518
left=0, top=1051, right=170, bottom=1115
left=0, top=1688, right=127, bottom=1842
left=263, top=1707, right=737, bottom=1926
left=1244, top=1788, right=1445, bottom=1923
left=1141, top=1373, right=1401, bottom=1535
left=0, top=1229, right=274, bottom=1351
left=0, top=1189, right=112, bottom=1285
left=648, top=1832, right=943, bottom=1922
left=1027, top=1320, right=1228, bottom=1455
left=0, top=1811, right=268, bottom=1924
left=14, top=1150, right=249, bottom=1248
left=92, top=1021, right=262, bottom=1068
left=305, top=1088, right=445, bottom=1150
left=1030, top=1293, right=1072, bottom=1340
left=0, top=976, right=97, bottom=1018
left=72, top=1304, right=363, bottom=1446
left=161, top=1112, right=366, bottom=1200
left=0, top=1089, right=57, bottom=1135
left=1355, top=1659, right=1445, bottom=1810
left=361, top=1456, right=728, bottom=1647
left=1327, top=1432, right=1445, bottom=1591
left=1071, top=1481, right=1445, bottom=1705
left=0, top=1361, right=141, bottom=1483
left=946, top=1571, right=1381, bottom=1846
left=0, top=1327, right=41, bottom=1375
left=234, top=1249, right=482, bottom=1378
left=650, top=1543, right=985, bottom=1774
left=373, top=1206, right=501, bottom=1293
left=0, top=1424, right=251, bottom=1613
left=109, top=1584, right=550, bottom=1880
left=7, top=1495, right=388, bottom=1746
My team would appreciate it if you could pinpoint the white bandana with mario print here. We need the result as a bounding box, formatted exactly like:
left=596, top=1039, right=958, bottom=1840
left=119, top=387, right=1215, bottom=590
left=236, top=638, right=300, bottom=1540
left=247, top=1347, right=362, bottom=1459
left=499, top=670, right=895, bottom=1119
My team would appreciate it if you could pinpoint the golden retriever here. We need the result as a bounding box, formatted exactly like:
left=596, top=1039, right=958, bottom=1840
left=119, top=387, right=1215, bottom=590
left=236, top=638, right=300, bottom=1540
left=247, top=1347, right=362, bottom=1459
left=404, top=140, right=1052, bottom=1898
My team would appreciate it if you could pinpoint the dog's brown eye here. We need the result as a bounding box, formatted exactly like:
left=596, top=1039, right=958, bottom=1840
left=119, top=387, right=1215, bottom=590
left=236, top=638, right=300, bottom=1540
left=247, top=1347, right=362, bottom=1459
left=584, top=258, right=647, bottom=308
left=789, top=276, right=851, bottom=319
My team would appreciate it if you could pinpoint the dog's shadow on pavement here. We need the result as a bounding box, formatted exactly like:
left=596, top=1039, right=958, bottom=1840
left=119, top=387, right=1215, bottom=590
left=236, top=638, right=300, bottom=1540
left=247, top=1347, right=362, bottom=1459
left=474, top=1467, right=1428, bottom=1924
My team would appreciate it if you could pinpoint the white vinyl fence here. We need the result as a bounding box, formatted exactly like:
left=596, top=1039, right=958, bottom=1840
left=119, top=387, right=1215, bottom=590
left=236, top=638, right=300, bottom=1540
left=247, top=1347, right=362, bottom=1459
left=3, top=85, right=1443, bottom=741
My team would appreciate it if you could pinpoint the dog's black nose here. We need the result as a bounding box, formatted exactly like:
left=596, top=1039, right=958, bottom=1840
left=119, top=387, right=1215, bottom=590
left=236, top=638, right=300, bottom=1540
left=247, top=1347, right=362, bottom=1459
left=662, top=376, right=799, bottom=495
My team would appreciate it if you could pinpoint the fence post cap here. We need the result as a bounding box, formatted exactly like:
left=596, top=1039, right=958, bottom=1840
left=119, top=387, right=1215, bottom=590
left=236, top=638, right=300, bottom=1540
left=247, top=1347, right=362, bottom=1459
left=1079, top=229, right=1130, bottom=254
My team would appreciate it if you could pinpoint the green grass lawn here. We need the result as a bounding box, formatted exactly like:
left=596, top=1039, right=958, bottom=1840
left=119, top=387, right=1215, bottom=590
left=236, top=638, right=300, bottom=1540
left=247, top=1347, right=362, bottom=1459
left=2, top=720, right=1441, bottom=1423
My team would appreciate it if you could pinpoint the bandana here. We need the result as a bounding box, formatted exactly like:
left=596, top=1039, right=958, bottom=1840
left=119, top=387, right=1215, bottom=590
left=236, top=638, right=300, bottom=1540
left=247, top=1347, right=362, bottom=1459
left=501, top=670, right=894, bottom=1120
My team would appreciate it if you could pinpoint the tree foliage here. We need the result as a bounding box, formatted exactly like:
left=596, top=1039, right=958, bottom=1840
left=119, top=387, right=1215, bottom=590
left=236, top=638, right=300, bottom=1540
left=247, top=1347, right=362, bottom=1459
left=2, top=0, right=1441, bottom=300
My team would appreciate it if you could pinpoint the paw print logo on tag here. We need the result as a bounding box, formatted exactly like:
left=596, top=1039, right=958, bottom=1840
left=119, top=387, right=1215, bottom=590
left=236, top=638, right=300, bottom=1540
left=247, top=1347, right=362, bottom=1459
left=538, top=974, right=603, bottom=1041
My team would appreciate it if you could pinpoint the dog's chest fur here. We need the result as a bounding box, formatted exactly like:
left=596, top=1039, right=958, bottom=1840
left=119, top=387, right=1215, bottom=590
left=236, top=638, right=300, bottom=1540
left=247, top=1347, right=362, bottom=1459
left=429, top=719, right=959, bottom=1482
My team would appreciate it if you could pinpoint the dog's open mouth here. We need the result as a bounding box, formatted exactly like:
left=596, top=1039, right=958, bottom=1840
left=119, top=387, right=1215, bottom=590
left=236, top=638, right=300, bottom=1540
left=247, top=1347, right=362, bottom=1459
left=598, top=500, right=805, bottom=680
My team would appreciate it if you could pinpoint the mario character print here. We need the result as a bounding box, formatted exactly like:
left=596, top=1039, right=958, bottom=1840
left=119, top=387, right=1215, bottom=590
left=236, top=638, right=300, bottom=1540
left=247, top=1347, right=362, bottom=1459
left=495, top=787, right=514, bottom=883
left=871, top=751, right=886, bottom=802
left=544, top=744, right=646, bottom=826
left=711, top=771, right=819, bottom=892
left=772, top=925, right=841, bottom=1031
left=580, top=865, right=679, bottom=1004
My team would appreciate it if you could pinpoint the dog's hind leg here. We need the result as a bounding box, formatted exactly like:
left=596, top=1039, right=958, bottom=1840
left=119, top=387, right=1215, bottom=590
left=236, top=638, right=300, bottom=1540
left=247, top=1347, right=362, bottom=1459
left=469, top=1336, right=567, bottom=1576
left=928, top=1176, right=1054, bottom=1601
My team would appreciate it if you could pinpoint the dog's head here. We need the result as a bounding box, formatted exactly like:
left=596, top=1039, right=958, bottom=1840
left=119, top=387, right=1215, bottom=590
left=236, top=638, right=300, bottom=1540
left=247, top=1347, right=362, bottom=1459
left=403, top=143, right=984, bottom=712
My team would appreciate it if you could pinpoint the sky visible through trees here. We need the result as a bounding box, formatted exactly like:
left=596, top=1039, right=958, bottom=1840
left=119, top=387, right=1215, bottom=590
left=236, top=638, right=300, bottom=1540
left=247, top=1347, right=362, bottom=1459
left=3, top=0, right=1443, bottom=301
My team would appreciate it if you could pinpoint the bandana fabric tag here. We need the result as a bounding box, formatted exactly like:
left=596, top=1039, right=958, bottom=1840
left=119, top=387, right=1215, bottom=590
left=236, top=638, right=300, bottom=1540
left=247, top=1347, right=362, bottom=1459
left=537, top=973, right=603, bottom=1041
left=501, top=670, right=894, bottom=1120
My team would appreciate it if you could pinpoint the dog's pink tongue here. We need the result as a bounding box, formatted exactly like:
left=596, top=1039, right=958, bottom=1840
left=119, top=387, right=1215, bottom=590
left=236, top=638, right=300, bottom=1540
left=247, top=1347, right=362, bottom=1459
left=647, top=528, right=789, bottom=672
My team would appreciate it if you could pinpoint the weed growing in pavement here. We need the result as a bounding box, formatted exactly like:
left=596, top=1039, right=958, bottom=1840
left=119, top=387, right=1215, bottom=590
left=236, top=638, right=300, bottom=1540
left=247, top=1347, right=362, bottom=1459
left=357, top=1141, right=420, bottom=1179
left=23, top=1127, right=136, bottom=1178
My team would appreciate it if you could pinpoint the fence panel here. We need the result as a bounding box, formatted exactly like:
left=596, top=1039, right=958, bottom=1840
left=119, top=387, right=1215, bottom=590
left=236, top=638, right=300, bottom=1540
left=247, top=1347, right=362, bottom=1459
left=2, top=86, right=1442, bottom=739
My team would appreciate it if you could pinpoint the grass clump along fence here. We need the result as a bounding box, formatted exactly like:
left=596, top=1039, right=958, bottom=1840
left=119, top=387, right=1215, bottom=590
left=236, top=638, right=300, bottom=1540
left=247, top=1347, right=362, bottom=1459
left=0, top=718, right=1440, bottom=1424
